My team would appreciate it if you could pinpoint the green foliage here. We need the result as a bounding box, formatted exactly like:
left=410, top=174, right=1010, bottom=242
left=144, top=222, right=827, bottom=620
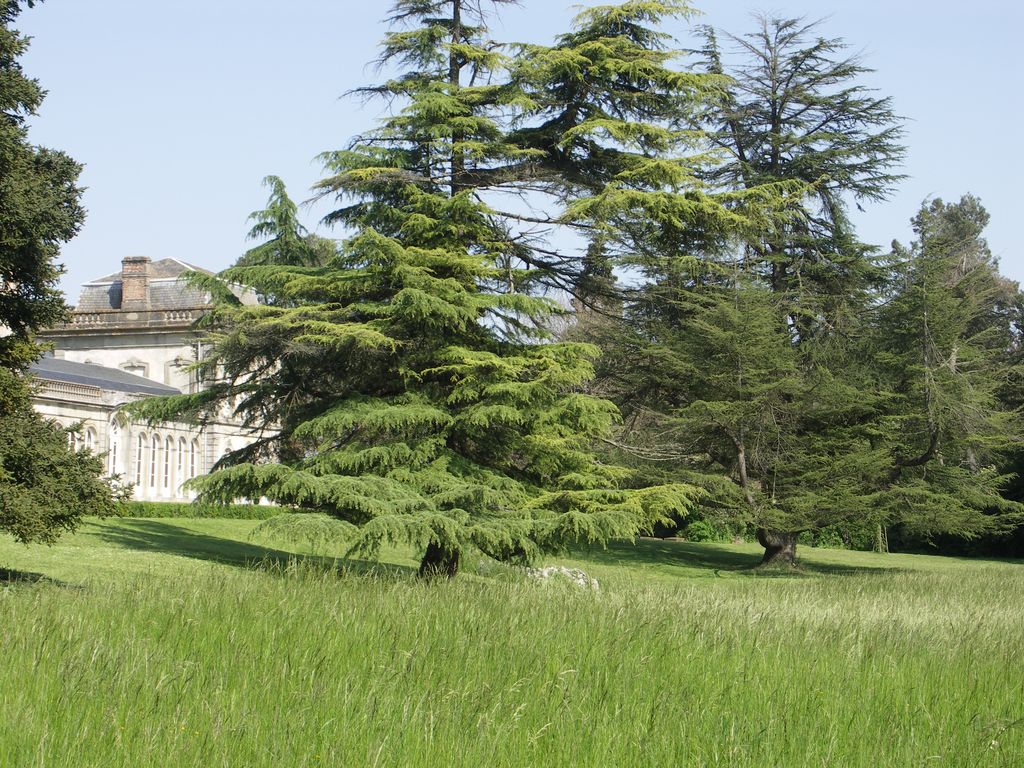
left=582, top=192, right=1023, bottom=561
left=250, top=512, right=358, bottom=554
left=118, top=501, right=279, bottom=520
left=236, top=176, right=336, bottom=269
left=798, top=525, right=875, bottom=551
left=507, top=0, right=766, bottom=300
left=567, top=14, right=1020, bottom=563
left=586, top=261, right=882, bottom=537
left=132, top=1, right=708, bottom=574
left=322, top=0, right=537, bottom=226
left=682, top=518, right=732, bottom=543
left=694, top=16, right=906, bottom=325
left=170, top=219, right=701, bottom=565
left=569, top=15, right=918, bottom=563
left=0, top=371, right=115, bottom=543
left=871, top=196, right=1024, bottom=539
left=510, top=0, right=712, bottom=191
left=0, top=1, right=114, bottom=547
left=0, top=0, right=83, bottom=369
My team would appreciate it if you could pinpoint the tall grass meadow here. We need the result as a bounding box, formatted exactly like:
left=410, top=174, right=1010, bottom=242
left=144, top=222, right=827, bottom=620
left=1, top=537, right=1022, bottom=767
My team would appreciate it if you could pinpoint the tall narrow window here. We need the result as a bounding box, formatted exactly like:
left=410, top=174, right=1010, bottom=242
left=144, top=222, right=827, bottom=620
left=190, top=439, right=198, bottom=479
left=135, top=433, right=145, bottom=486
left=150, top=434, right=159, bottom=488
left=177, top=437, right=186, bottom=490
left=109, top=423, right=120, bottom=475
left=163, top=436, right=172, bottom=489
left=84, top=428, right=96, bottom=452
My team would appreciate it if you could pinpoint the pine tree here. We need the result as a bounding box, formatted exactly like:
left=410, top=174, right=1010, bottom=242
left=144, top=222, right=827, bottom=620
left=507, top=0, right=722, bottom=301
left=133, top=0, right=702, bottom=577
left=873, top=196, right=1022, bottom=541
left=581, top=254, right=882, bottom=564
left=693, top=17, right=905, bottom=327
left=582, top=194, right=1024, bottom=564
left=235, top=176, right=335, bottom=269
left=572, top=16, right=910, bottom=564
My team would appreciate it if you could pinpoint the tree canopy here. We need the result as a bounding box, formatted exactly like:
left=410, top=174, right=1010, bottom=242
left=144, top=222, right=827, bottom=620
left=0, top=0, right=115, bottom=547
left=872, top=196, right=1022, bottom=539
left=0, top=0, right=83, bottom=368
left=133, top=0, right=709, bottom=577
left=132, top=3, right=1023, bottom=568
left=572, top=16, right=1021, bottom=564
left=0, top=369, right=115, bottom=544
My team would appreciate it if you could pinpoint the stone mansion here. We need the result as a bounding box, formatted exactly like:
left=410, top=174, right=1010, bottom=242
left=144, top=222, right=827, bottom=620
left=30, top=256, right=257, bottom=501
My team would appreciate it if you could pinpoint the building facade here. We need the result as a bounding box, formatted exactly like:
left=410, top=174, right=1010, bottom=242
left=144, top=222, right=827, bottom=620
left=31, top=256, right=257, bottom=501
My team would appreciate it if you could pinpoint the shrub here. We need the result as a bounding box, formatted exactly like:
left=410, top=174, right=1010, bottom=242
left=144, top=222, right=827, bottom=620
left=798, top=525, right=875, bottom=551
left=683, top=520, right=732, bottom=543
left=116, top=501, right=280, bottom=520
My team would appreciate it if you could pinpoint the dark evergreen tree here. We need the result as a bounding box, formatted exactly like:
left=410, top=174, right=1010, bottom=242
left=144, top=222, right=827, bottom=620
left=580, top=253, right=882, bottom=564
left=572, top=17, right=1014, bottom=565
left=584, top=193, right=1023, bottom=565
left=0, top=0, right=115, bottom=549
left=0, top=0, right=83, bottom=369
left=873, top=196, right=1022, bottom=542
left=556, top=13, right=887, bottom=564
left=591, top=15, right=909, bottom=563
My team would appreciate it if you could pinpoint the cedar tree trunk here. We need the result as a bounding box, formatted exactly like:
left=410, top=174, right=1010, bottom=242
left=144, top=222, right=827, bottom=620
left=757, top=528, right=798, bottom=566
left=419, top=542, right=460, bottom=579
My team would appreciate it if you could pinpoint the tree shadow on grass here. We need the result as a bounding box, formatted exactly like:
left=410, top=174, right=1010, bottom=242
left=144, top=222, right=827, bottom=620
left=571, top=538, right=907, bottom=578
left=90, top=519, right=417, bottom=579
left=0, top=567, right=75, bottom=588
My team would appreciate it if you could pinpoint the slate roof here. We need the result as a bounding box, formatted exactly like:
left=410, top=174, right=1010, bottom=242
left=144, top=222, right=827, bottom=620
left=88, top=257, right=212, bottom=284
left=30, top=357, right=181, bottom=396
left=74, top=258, right=214, bottom=312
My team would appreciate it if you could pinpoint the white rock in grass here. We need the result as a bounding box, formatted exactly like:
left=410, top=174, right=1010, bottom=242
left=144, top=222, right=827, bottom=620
left=524, top=566, right=599, bottom=591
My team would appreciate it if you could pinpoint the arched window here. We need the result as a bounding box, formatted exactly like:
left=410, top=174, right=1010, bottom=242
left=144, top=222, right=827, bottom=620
left=177, top=437, right=186, bottom=489
left=163, top=436, right=173, bottom=489
left=189, top=439, right=199, bottom=479
left=134, top=433, right=145, bottom=486
left=84, top=428, right=96, bottom=452
left=150, top=434, right=160, bottom=488
left=67, top=429, right=77, bottom=451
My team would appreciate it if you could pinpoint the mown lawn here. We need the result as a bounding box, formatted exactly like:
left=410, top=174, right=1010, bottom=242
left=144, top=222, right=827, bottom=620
left=1, top=518, right=1022, bottom=767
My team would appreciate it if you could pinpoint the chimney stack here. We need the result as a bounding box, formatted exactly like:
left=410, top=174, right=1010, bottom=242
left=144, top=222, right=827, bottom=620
left=120, top=256, right=151, bottom=311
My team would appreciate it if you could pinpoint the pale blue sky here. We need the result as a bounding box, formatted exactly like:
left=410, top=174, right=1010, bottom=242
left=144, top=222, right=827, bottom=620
left=15, top=0, right=1023, bottom=300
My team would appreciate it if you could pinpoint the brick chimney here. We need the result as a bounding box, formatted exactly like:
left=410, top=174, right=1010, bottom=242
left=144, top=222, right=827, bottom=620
left=120, top=256, right=151, bottom=311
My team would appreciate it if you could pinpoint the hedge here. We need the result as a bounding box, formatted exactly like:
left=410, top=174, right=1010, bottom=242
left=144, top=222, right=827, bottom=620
left=117, top=501, right=281, bottom=520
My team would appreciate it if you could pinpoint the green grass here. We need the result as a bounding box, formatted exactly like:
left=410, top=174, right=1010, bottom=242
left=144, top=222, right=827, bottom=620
left=1, top=519, right=1022, bottom=767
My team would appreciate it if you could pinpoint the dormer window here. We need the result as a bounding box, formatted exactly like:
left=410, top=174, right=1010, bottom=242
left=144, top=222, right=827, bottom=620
left=120, top=357, right=149, bottom=379
left=167, top=356, right=192, bottom=387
